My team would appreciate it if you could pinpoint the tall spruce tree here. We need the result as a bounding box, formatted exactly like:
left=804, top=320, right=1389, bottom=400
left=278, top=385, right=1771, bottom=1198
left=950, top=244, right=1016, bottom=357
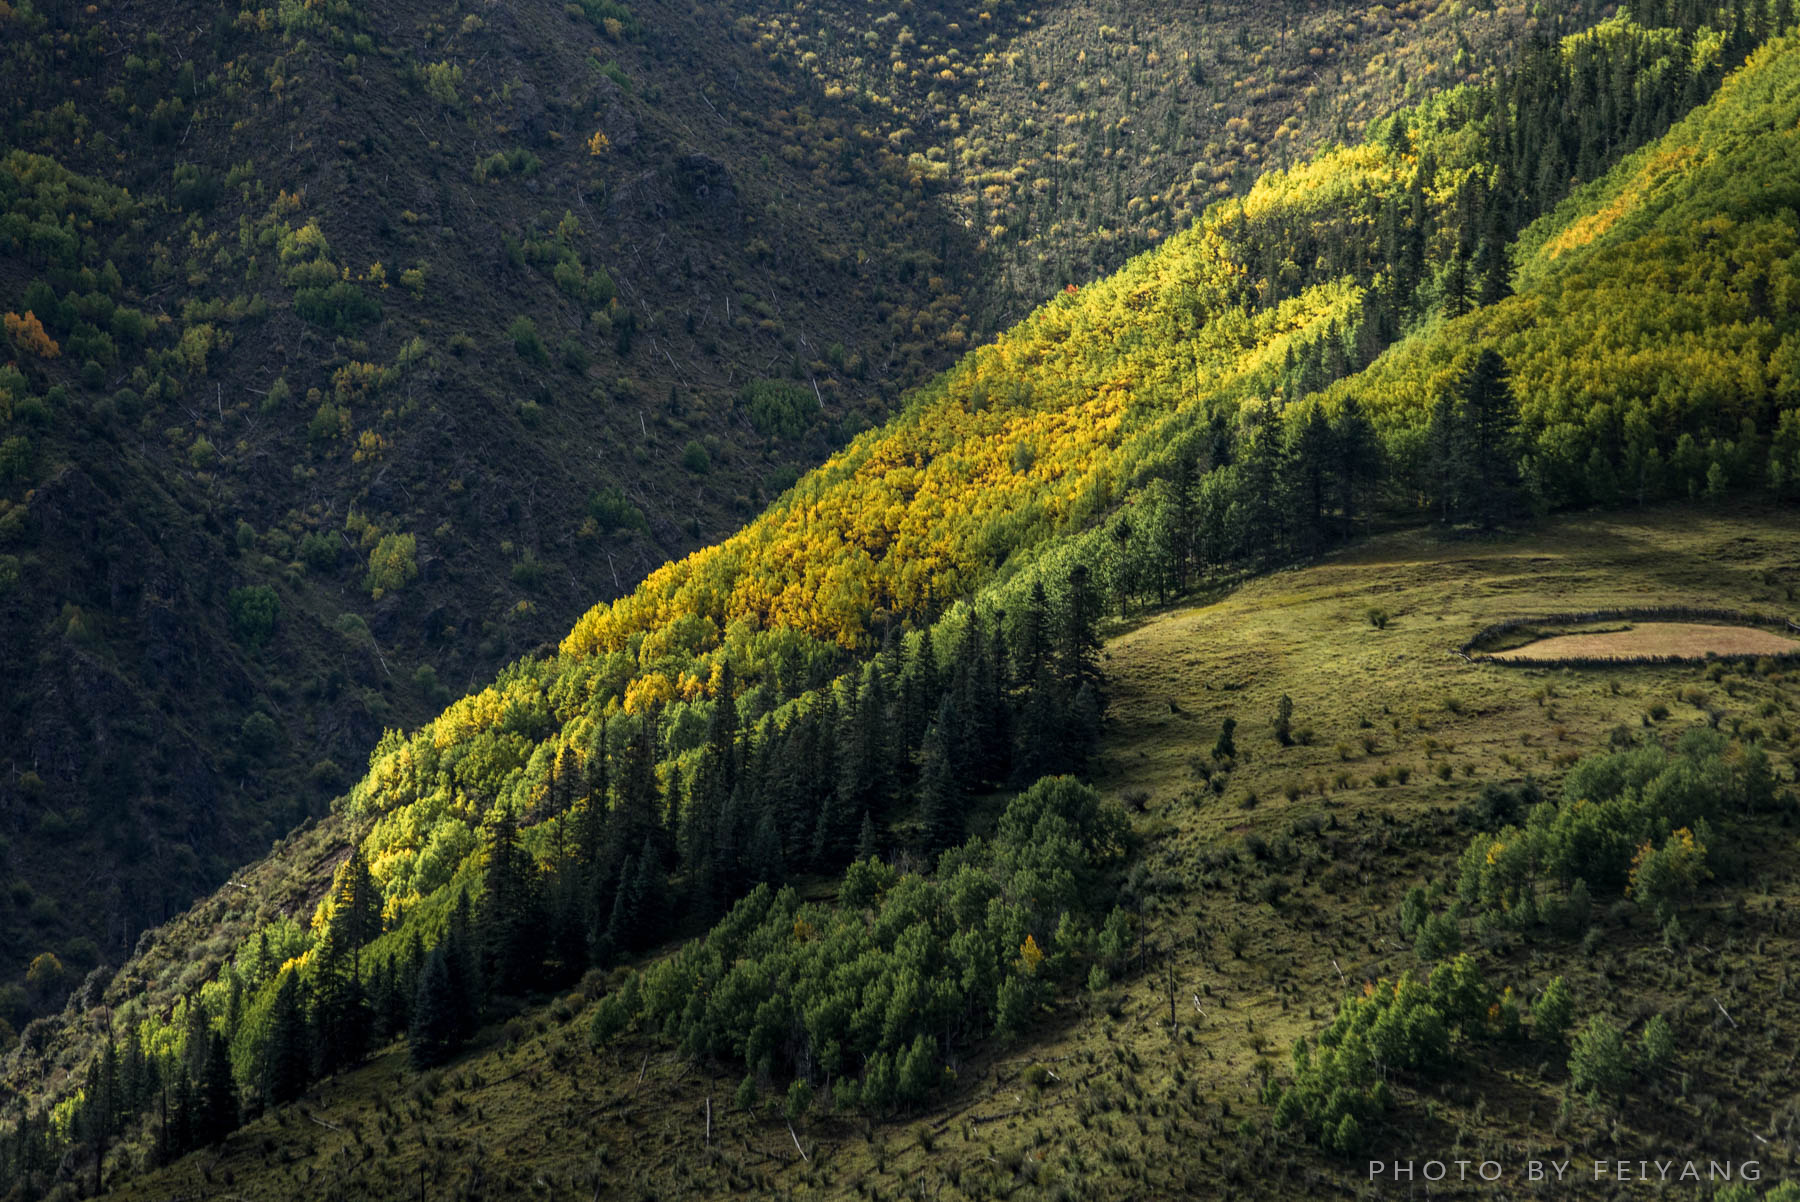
left=1430, top=349, right=1523, bottom=526
left=1332, top=397, right=1378, bottom=538
left=311, top=916, right=369, bottom=1076
left=1460, top=349, right=1523, bottom=527
left=197, top=1032, right=238, bottom=1146
left=1058, top=564, right=1104, bottom=706
left=1015, top=579, right=1052, bottom=688
left=1288, top=403, right=1335, bottom=554
left=409, top=947, right=463, bottom=1069
left=480, top=810, right=541, bottom=993
left=1014, top=664, right=1066, bottom=784
left=917, top=701, right=962, bottom=855
left=262, top=969, right=310, bottom=1108
left=444, top=888, right=481, bottom=1040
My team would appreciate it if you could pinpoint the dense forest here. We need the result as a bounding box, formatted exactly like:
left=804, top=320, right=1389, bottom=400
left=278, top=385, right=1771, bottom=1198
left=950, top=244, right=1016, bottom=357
left=3, top=0, right=1800, bottom=1195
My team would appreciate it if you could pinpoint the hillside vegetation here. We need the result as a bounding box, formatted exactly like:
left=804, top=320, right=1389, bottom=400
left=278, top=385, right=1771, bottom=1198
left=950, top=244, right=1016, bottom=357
left=735, top=0, right=1600, bottom=321
left=71, top=505, right=1800, bottom=1200
left=4, top=9, right=1800, bottom=1201
left=0, top=0, right=976, bottom=1013
left=0, top=0, right=1601, bottom=1024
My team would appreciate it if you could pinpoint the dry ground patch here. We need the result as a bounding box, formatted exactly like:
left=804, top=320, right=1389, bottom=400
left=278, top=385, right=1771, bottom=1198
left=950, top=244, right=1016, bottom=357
left=1488, top=622, right=1800, bottom=662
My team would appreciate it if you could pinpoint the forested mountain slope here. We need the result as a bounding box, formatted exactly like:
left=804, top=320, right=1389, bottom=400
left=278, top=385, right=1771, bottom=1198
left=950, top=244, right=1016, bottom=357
left=0, top=0, right=968, bottom=1014
left=0, top=0, right=1590, bottom=1023
left=63, top=507, right=1800, bottom=1201
left=735, top=0, right=1609, bottom=322
left=4, top=10, right=1799, bottom=1201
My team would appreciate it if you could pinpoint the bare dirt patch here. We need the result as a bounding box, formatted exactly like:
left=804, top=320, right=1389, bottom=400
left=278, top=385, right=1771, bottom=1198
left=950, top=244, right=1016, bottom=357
left=1488, top=622, right=1800, bottom=662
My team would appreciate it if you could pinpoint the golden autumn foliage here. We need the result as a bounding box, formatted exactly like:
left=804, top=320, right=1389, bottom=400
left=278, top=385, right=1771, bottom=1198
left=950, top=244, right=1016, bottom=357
left=3, top=311, right=58, bottom=358
left=335, top=35, right=1800, bottom=938
left=1315, top=34, right=1800, bottom=515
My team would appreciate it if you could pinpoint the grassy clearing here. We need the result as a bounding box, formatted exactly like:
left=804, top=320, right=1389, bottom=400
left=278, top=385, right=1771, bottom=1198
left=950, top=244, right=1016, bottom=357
left=105, top=502, right=1800, bottom=1199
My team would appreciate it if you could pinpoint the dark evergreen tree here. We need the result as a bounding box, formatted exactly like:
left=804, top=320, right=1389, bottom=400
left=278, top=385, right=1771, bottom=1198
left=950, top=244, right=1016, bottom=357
left=747, top=809, right=784, bottom=885
left=578, top=718, right=612, bottom=876
left=616, top=715, right=666, bottom=866
left=917, top=702, right=962, bottom=854
left=443, top=889, right=481, bottom=1041
left=1212, top=716, right=1238, bottom=763
left=311, top=917, right=369, bottom=1076
left=604, top=836, right=669, bottom=957
left=680, top=746, right=728, bottom=914
left=1331, top=398, right=1379, bottom=539
left=82, top=1040, right=119, bottom=1193
left=329, top=847, right=382, bottom=959
left=1058, top=564, right=1104, bottom=706
left=1431, top=349, right=1524, bottom=526
left=897, top=631, right=941, bottom=755
left=262, top=969, right=310, bottom=1108
left=838, top=660, right=894, bottom=824
left=165, top=1069, right=195, bottom=1164
left=855, top=809, right=880, bottom=861
left=1068, top=681, right=1104, bottom=772
left=546, top=862, right=589, bottom=986
left=710, top=788, right=748, bottom=902
left=1442, top=248, right=1473, bottom=317
left=409, top=947, right=464, bottom=1069
left=1233, top=412, right=1291, bottom=560
left=480, top=809, right=543, bottom=993
left=1287, top=403, right=1335, bottom=553
left=707, top=662, right=741, bottom=792
left=121, top=1028, right=150, bottom=1117
left=1013, top=664, right=1065, bottom=783
left=1013, top=579, right=1052, bottom=689
left=1460, top=349, right=1524, bottom=527
left=196, top=1032, right=238, bottom=1146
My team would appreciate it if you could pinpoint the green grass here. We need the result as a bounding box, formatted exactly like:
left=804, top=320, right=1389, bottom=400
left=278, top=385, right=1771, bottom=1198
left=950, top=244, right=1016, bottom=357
left=100, top=502, right=1800, bottom=1199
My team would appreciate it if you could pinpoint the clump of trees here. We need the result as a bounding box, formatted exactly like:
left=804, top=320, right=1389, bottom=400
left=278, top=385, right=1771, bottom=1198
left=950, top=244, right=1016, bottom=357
left=0, top=561, right=1112, bottom=1193
left=1453, top=729, right=1758, bottom=928
left=595, top=776, right=1129, bottom=1115
left=1269, top=953, right=1514, bottom=1154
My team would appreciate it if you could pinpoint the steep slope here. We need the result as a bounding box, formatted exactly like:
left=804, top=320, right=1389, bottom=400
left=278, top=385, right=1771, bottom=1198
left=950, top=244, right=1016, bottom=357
left=4, top=15, right=1799, bottom=1199
left=0, top=0, right=983, bottom=1010
left=86, top=505, right=1800, bottom=1200
left=1311, top=21, right=1800, bottom=507
left=0, top=0, right=1618, bottom=1022
left=743, top=0, right=1633, bottom=322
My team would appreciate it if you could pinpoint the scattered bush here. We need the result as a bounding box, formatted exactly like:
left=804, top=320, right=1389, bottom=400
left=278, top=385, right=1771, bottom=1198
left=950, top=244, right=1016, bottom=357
left=509, top=316, right=546, bottom=363
left=365, top=532, right=419, bottom=598
left=1567, top=1014, right=1631, bottom=1107
left=227, top=585, right=280, bottom=646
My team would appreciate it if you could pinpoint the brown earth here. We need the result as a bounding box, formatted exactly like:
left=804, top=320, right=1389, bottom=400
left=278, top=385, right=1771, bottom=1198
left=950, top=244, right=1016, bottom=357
left=1489, top=622, right=1800, bottom=661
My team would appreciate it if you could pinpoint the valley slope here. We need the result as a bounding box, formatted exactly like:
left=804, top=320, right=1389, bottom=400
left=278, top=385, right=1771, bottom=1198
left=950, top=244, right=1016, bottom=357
left=0, top=0, right=1588, bottom=1017
left=94, top=505, right=1800, bottom=1200
left=2, top=13, right=1798, bottom=1202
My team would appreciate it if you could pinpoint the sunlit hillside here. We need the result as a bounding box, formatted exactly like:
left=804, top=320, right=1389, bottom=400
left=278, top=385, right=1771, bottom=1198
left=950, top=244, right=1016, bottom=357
left=88, top=505, right=1800, bottom=1200
left=2, top=13, right=1798, bottom=1202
